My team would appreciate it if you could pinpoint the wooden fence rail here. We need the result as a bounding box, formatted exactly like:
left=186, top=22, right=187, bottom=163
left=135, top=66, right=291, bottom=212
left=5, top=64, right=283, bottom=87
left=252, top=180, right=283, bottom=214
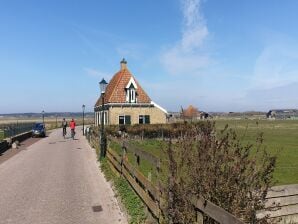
left=257, top=184, right=298, bottom=223
left=106, top=145, right=160, bottom=218
left=86, top=129, right=298, bottom=223
left=103, top=136, right=245, bottom=224
left=85, top=130, right=246, bottom=223
left=191, top=196, right=244, bottom=224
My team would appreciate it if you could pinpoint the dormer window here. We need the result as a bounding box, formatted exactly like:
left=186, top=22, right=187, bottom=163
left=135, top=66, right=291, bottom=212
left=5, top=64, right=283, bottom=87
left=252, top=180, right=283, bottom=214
left=125, top=77, right=138, bottom=103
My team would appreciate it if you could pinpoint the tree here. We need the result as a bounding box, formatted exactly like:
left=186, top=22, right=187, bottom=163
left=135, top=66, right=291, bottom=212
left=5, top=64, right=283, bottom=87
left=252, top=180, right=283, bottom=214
left=182, top=105, right=199, bottom=121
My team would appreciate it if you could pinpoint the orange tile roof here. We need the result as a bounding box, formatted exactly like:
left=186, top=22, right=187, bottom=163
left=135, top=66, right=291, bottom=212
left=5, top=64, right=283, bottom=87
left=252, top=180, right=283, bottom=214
left=95, top=67, right=151, bottom=107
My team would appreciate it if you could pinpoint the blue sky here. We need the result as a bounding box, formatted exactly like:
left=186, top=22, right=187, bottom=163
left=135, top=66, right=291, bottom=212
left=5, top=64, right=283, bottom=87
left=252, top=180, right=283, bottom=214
left=1, top=0, right=298, bottom=113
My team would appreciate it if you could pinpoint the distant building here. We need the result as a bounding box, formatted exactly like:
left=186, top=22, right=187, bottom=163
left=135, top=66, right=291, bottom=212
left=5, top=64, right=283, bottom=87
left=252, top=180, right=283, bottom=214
left=94, top=59, right=167, bottom=125
left=182, top=105, right=200, bottom=120
left=267, top=109, right=298, bottom=119
left=167, top=105, right=210, bottom=122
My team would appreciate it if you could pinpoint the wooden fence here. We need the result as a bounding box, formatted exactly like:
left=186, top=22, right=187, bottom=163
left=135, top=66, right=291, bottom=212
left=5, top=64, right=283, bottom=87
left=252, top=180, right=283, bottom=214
left=107, top=137, right=161, bottom=218
left=257, top=184, right=298, bottom=223
left=86, top=128, right=298, bottom=224
left=103, top=136, right=245, bottom=224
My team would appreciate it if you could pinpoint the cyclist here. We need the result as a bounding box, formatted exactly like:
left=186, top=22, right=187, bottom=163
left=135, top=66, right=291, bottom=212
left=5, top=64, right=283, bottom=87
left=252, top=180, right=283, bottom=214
left=69, top=118, right=76, bottom=139
left=62, top=118, right=67, bottom=138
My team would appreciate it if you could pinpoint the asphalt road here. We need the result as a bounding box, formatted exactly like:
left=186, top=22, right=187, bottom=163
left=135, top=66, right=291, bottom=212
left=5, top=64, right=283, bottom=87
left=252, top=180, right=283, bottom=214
left=0, top=128, right=127, bottom=224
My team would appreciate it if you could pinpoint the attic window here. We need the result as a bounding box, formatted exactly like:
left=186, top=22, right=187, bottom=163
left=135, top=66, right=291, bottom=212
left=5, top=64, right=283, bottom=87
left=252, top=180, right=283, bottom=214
left=126, top=78, right=138, bottom=103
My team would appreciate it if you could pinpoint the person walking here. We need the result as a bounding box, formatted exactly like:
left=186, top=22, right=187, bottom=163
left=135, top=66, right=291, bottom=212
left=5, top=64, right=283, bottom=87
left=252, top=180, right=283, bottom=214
left=69, top=118, right=76, bottom=140
left=62, top=118, right=67, bottom=138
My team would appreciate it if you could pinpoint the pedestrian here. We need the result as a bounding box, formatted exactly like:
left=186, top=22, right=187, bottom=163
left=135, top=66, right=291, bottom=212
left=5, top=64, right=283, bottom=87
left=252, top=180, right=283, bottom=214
left=62, top=118, right=67, bottom=138
left=69, top=118, right=76, bottom=140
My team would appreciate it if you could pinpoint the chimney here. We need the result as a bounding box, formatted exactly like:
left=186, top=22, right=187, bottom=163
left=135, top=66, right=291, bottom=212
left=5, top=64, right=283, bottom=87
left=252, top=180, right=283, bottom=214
left=120, top=58, right=127, bottom=70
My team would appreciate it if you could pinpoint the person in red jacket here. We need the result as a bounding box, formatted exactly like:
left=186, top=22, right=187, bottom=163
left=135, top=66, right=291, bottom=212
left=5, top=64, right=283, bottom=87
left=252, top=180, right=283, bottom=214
left=69, top=118, right=76, bottom=139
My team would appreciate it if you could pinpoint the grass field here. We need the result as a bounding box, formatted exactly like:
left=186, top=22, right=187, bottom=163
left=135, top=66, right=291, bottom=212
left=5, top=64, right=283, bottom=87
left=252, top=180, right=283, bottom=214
left=215, top=119, right=298, bottom=185
left=109, top=120, right=298, bottom=185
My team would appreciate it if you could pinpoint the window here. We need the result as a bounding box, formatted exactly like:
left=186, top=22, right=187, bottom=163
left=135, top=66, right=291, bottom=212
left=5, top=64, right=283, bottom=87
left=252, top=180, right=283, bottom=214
left=125, top=78, right=138, bottom=103
left=119, top=115, right=131, bottom=125
left=139, top=115, right=150, bottom=124
left=104, top=112, right=108, bottom=125
left=99, top=111, right=108, bottom=125
left=126, top=85, right=137, bottom=103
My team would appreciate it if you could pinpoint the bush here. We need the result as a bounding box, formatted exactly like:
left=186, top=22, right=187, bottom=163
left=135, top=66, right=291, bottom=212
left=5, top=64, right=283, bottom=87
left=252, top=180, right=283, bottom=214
left=104, top=122, right=208, bottom=139
left=162, top=121, right=277, bottom=224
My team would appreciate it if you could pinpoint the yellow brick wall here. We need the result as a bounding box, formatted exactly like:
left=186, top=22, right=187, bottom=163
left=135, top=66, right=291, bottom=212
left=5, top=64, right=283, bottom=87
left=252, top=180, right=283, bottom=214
left=108, top=106, right=166, bottom=125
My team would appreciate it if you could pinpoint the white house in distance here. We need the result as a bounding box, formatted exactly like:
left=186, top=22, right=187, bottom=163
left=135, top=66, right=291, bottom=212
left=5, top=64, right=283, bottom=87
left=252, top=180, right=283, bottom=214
left=94, top=59, right=167, bottom=125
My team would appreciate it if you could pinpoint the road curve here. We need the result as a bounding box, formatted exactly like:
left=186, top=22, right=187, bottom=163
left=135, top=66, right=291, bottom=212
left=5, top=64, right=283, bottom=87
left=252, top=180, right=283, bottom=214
left=0, top=128, right=127, bottom=224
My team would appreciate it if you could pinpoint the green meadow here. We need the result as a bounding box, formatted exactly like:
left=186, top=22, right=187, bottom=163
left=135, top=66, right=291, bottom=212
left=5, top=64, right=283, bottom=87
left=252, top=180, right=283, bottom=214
left=215, top=119, right=298, bottom=185
left=109, top=120, right=298, bottom=186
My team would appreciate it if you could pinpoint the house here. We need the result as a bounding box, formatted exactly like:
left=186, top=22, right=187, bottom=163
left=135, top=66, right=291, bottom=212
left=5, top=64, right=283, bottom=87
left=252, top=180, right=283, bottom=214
left=94, top=59, right=167, bottom=125
left=267, top=109, right=298, bottom=120
left=181, top=105, right=210, bottom=121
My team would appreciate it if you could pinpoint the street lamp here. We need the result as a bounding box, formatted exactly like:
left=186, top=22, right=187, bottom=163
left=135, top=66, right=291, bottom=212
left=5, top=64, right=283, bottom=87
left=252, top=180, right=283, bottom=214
left=42, top=110, right=45, bottom=125
left=82, top=104, right=85, bottom=136
left=99, top=78, right=108, bottom=159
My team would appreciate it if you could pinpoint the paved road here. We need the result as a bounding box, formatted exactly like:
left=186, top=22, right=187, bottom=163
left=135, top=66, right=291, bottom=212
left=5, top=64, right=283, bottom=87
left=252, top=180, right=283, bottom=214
left=0, top=129, right=127, bottom=224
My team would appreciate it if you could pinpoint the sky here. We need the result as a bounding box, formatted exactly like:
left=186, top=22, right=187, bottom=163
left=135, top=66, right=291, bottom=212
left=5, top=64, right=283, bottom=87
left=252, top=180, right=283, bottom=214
left=1, top=0, right=298, bottom=113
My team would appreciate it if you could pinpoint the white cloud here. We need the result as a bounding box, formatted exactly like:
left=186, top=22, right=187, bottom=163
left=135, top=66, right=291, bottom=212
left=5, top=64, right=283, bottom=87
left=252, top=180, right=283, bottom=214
left=181, top=0, right=208, bottom=51
left=238, top=39, right=298, bottom=111
left=252, top=42, right=298, bottom=89
left=240, top=82, right=298, bottom=111
left=161, top=0, right=209, bottom=75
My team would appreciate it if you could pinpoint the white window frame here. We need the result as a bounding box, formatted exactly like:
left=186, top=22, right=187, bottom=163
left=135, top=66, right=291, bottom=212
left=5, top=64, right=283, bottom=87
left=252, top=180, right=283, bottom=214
left=126, top=77, right=137, bottom=103
left=139, top=115, right=150, bottom=124
left=118, top=115, right=131, bottom=125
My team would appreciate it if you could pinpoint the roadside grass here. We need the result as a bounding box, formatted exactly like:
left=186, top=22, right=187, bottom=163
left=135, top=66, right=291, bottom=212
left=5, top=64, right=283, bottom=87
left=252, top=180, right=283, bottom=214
left=109, top=140, right=164, bottom=184
left=109, top=120, right=298, bottom=185
left=98, top=150, right=147, bottom=223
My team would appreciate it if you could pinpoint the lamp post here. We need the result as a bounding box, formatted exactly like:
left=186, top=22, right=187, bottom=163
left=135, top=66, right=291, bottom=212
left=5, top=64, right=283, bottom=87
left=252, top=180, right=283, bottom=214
left=99, top=78, right=108, bottom=159
left=82, top=104, right=85, bottom=136
left=42, top=110, right=45, bottom=126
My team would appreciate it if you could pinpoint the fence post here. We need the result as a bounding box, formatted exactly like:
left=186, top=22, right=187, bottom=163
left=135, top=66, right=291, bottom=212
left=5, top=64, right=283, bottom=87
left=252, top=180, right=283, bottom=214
left=196, top=211, right=204, bottom=224
left=157, top=159, right=163, bottom=222
left=148, top=171, right=152, bottom=182
left=121, top=141, right=126, bottom=176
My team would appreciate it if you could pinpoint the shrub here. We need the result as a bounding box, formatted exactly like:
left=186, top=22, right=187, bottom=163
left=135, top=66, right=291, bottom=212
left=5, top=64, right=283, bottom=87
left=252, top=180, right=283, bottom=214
left=162, top=121, right=277, bottom=224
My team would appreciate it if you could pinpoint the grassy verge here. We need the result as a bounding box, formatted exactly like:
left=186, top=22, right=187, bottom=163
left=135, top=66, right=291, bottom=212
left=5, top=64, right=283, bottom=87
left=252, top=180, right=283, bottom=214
left=99, top=155, right=147, bottom=223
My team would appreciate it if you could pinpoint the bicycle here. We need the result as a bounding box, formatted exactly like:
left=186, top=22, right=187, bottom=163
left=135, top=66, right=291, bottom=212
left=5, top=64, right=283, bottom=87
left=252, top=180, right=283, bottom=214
left=71, top=129, right=75, bottom=140
left=62, top=127, right=67, bottom=139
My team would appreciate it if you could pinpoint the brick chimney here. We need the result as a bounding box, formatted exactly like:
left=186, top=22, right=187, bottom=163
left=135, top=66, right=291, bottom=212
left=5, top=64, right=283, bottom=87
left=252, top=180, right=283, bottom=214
left=120, top=58, right=127, bottom=70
